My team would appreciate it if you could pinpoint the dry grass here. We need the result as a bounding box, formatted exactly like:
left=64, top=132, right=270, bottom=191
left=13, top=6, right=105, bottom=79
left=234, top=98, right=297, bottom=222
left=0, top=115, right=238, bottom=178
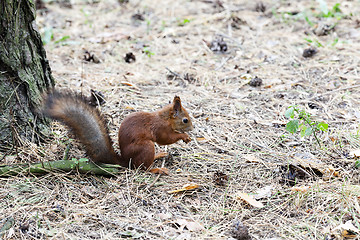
left=1, top=0, right=360, bottom=239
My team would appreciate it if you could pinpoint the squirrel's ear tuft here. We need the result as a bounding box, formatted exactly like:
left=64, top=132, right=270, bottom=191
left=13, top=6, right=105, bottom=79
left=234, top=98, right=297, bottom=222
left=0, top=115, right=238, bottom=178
left=172, top=96, right=182, bottom=117
left=173, top=96, right=181, bottom=104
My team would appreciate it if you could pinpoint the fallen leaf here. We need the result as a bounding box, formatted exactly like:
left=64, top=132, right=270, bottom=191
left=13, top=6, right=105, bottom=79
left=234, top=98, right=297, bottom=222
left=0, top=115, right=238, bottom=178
left=235, top=192, right=264, bottom=208
left=253, top=185, right=273, bottom=199
left=350, top=149, right=360, bottom=158
left=121, top=81, right=133, bottom=86
left=341, top=230, right=357, bottom=239
left=177, top=232, right=192, bottom=239
left=291, top=185, right=310, bottom=193
left=332, top=220, right=359, bottom=238
left=240, top=74, right=252, bottom=80
left=243, top=154, right=262, bottom=163
left=157, top=212, right=172, bottom=220
left=196, top=137, right=206, bottom=141
left=168, top=183, right=200, bottom=194
left=186, top=221, right=204, bottom=231
left=291, top=155, right=339, bottom=180
left=175, top=219, right=205, bottom=232
left=5, top=154, right=18, bottom=162
left=149, top=167, right=170, bottom=175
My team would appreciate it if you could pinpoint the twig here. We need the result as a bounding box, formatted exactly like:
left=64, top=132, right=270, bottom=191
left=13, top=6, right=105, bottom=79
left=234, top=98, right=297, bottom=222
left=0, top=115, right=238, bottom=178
left=145, top=174, right=161, bottom=190
left=165, top=67, right=183, bottom=80
left=215, top=56, right=232, bottom=71
left=145, top=158, right=166, bottom=190
left=309, top=84, right=360, bottom=100
left=63, top=142, right=71, bottom=161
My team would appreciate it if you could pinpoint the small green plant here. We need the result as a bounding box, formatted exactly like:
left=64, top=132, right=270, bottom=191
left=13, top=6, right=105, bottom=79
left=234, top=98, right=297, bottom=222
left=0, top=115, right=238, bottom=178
left=304, top=37, right=323, bottom=47
left=317, top=0, right=343, bottom=19
left=304, top=16, right=314, bottom=27
left=80, top=8, right=92, bottom=27
left=42, top=27, right=53, bottom=45
left=146, top=19, right=151, bottom=33
left=284, top=105, right=328, bottom=147
left=54, top=35, right=70, bottom=44
left=355, top=160, right=360, bottom=168
left=143, top=47, right=154, bottom=57
left=178, top=18, right=190, bottom=26
left=331, top=37, right=339, bottom=46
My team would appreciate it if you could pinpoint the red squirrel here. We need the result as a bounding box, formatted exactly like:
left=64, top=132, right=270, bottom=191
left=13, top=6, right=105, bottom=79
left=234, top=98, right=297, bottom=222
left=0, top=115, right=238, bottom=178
left=42, top=90, right=193, bottom=174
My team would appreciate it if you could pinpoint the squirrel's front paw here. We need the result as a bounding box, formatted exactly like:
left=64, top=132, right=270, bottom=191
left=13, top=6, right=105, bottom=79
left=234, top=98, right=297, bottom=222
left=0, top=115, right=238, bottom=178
left=183, top=135, right=191, bottom=143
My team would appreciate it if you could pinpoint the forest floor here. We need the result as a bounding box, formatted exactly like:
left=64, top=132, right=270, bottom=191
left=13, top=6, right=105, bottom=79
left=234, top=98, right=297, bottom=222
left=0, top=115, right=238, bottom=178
left=1, top=0, right=360, bottom=239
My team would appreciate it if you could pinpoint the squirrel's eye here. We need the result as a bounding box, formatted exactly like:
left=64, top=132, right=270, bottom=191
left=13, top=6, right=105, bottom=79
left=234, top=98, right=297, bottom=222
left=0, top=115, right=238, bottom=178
left=182, top=118, right=188, bottom=124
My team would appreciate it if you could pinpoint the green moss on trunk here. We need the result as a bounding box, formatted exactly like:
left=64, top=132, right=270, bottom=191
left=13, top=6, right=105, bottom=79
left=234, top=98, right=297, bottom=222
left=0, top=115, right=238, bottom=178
left=0, top=0, right=55, bottom=150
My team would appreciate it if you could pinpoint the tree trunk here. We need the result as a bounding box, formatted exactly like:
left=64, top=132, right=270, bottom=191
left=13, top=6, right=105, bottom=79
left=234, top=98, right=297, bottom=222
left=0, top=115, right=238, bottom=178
left=0, top=0, right=54, bottom=151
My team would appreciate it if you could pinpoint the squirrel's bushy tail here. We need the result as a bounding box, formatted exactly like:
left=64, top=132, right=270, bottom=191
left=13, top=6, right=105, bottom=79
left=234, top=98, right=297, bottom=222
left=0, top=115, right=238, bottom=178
left=43, top=90, right=124, bottom=166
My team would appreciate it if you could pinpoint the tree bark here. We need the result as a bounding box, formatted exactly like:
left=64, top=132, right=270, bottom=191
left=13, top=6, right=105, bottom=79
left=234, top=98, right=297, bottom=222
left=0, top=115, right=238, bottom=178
left=0, top=0, right=54, bottom=151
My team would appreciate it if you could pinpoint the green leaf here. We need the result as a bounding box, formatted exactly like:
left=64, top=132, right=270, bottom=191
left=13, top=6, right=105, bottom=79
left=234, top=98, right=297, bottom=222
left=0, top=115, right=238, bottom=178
left=286, top=120, right=299, bottom=134
left=355, top=160, right=360, bottom=168
left=300, top=128, right=305, bottom=137
left=331, top=38, right=339, bottom=46
left=299, top=124, right=305, bottom=137
left=143, top=47, right=154, bottom=57
left=304, top=16, right=314, bottom=27
left=299, top=110, right=307, bottom=120
left=317, top=0, right=329, bottom=16
left=304, top=38, right=313, bottom=43
left=299, top=124, right=313, bottom=137
left=332, top=3, right=341, bottom=13
left=42, top=27, right=53, bottom=45
left=54, top=35, right=70, bottom=44
left=285, top=107, right=295, bottom=119
left=178, top=18, right=191, bottom=26
left=314, top=39, right=323, bottom=48
left=317, top=122, right=328, bottom=131
left=304, top=126, right=313, bottom=136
